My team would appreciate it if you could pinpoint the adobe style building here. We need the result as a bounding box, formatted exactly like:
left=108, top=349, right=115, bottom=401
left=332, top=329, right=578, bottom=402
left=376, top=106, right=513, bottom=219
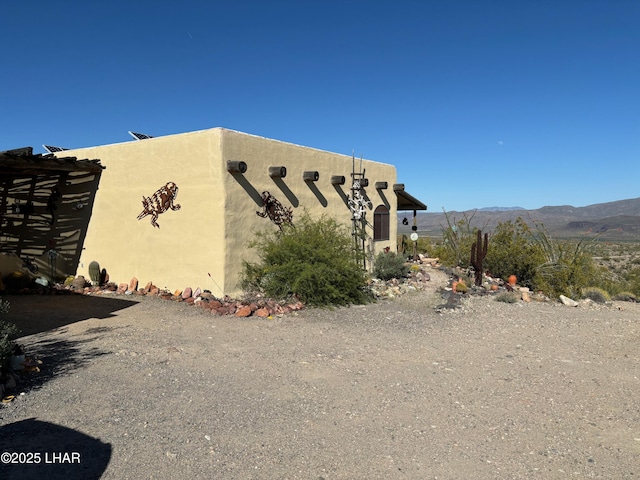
left=51, top=127, right=425, bottom=296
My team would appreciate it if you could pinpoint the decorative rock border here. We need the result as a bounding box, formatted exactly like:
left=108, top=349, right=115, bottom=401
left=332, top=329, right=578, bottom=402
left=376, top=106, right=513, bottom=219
left=62, top=275, right=306, bottom=317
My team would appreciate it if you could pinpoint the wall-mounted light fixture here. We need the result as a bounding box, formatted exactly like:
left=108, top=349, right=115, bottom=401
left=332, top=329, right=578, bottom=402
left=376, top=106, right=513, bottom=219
left=375, top=181, right=388, bottom=189
left=360, top=178, right=369, bottom=187
left=303, top=171, right=319, bottom=182
left=331, top=175, right=346, bottom=185
left=269, top=166, right=287, bottom=178
left=227, top=160, right=247, bottom=174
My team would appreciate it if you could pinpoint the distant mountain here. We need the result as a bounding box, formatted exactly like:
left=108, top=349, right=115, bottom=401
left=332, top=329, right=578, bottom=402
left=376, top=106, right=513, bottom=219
left=477, top=206, right=525, bottom=212
left=399, top=197, right=640, bottom=241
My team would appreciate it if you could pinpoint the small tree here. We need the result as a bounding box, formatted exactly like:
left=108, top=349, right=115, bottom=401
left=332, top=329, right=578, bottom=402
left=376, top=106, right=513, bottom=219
left=242, top=212, right=372, bottom=306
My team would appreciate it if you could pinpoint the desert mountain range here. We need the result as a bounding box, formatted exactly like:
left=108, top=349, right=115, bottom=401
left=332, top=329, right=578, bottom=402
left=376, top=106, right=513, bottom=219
left=398, top=197, right=640, bottom=241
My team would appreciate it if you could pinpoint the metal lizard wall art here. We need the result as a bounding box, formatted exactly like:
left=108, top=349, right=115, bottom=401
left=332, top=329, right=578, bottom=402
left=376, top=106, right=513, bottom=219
left=256, top=191, right=293, bottom=229
left=137, top=182, right=181, bottom=228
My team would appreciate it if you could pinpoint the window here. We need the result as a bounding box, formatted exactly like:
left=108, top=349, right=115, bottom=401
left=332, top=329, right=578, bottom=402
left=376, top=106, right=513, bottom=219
left=373, top=205, right=389, bottom=241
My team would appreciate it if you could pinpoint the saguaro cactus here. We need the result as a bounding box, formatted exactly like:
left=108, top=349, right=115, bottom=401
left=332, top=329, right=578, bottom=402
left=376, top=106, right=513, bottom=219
left=470, top=229, right=488, bottom=286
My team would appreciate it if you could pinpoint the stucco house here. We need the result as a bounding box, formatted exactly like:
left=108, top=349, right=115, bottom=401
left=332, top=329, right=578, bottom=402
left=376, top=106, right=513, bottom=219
left=47, top=127, right=425, bottom=296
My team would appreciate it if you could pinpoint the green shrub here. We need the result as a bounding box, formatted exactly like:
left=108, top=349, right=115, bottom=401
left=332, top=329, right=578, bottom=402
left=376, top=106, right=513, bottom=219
left=581, top=287, right=611, bottom=303
left=431, top=215, right=609, bottom=299
left=624, top=266, right=640, bottom=298
left=242, top=212, right=372, bottom=307
left=373, top=251, right=410, bottom=280
left=432, top=210, right=481, bottom=268
left=484, top=218, right=545, bottom=289
left=612, top=291, right=637, bottom=302
left=531, top=224, right=603, bottom=298
left=0, top=298, right=18, bottom=371
left=495, top=292, right=519, bottom=303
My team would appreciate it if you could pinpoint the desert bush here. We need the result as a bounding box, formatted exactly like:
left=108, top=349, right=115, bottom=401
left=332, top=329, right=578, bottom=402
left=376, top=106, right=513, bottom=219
left=622, top=266, right=640, bottom=298
left=433, top=210, right=485, bottom=268
left=581, top=287, right=611, bottom=303
left=484, top=218, right=545, bottom=288
left=612, top=291, right=637, bottom=302
left=432, top=215, right=609, bottom=299
left=0, top=298, right=18, bottom=371
left=529, top=222, right=603, bottom=298
left=416, top=236, right=433, bottom=256
left=373, top=251, right=410, bottom=280
left=495, top=292, right=519, bottom=303
left=242, top=212, right=372, bottom=307
left=397, top=235, right=432, bottom=258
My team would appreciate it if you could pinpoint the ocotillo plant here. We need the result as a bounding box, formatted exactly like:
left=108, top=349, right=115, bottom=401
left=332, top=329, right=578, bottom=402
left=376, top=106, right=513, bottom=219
left=470, top=229, right=488, bottom=286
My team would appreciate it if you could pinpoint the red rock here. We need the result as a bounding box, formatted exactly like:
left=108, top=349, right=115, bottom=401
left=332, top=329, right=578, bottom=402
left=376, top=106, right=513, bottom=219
left=128, top=277, right=138, bottom=292
left=184, top=297, right=195, bottom=305
left=173, top=289, right=182, bottom=297
left=220, top=305, right=236, bottom=315
left=235, top=305, right=252, bottom=317
left=143, top=281, right=153, bottom=293
left=193, top=287, right=201, bottom=298
left=182, top=287, right=192, bottom=299
left=117, top=283, right=128, bottom=294
left=208, top=300, right=222, bottom=309
left=149, top=287, right=159, bottom=296
left=255, top=308, right=270, bottom=317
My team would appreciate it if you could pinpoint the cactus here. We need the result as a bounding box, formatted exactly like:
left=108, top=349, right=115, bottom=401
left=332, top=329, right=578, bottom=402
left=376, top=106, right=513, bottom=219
left=88, top=261, right=101, bottom=285
left=470, top=230, right=488, bottom=286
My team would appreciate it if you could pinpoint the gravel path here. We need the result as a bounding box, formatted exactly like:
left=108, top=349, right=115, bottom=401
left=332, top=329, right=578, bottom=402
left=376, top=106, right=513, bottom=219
left=1, top=268, right=639, bottom=479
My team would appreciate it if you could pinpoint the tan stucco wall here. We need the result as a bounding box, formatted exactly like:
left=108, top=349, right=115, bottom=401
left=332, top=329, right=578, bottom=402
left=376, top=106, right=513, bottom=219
left=57, top=128, right=397, bottom=296
left=220, top=129, right=397, bottom=294
left=57, top=129, right=227, bottom=294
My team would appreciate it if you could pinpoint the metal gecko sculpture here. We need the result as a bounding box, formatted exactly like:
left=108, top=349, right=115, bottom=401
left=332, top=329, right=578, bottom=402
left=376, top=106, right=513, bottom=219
left=256, top=191, right=293, bottom=229
left=137, top=181, right=181, bottom=228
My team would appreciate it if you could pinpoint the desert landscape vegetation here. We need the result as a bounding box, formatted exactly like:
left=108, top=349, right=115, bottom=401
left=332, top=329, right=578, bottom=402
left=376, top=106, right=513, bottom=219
left=399, top=196, right=640, bottom=301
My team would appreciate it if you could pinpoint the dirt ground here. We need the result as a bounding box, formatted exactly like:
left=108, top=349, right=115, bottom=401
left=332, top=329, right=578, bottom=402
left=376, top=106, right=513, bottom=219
left=1, top=267, right=639, bottom=480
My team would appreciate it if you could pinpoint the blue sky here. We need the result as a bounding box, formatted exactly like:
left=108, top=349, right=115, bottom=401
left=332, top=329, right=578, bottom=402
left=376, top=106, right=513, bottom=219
left=2, top=1, right=638, bottom=211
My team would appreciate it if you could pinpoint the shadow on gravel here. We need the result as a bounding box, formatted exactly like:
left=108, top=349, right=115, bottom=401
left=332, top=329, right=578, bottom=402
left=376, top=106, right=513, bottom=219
left=5, top=293, right=139, bottom=337
left=16, top=332, right=112, bottom=394
left=0, top=418, right=112, bottom=480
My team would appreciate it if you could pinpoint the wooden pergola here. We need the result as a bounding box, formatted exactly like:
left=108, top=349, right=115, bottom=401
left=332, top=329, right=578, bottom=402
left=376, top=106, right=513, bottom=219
left=0, top=147, right=104, bottom=280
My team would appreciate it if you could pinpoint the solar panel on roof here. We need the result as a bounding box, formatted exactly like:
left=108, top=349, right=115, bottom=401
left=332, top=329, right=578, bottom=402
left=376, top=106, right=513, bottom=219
left=128, top=131, right=154, bottom=140
left=43, top=145, right=69, bottom=153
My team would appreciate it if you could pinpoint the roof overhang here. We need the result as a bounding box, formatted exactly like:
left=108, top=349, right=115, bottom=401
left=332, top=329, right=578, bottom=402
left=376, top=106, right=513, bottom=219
left=0, top=147, right=103, bottom=176
left=393, top=183, right=427, bottom=211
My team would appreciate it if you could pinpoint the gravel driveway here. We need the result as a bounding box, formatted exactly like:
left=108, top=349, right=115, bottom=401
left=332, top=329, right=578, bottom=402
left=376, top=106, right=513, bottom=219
left=1, top=268, right=639, bottom=479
